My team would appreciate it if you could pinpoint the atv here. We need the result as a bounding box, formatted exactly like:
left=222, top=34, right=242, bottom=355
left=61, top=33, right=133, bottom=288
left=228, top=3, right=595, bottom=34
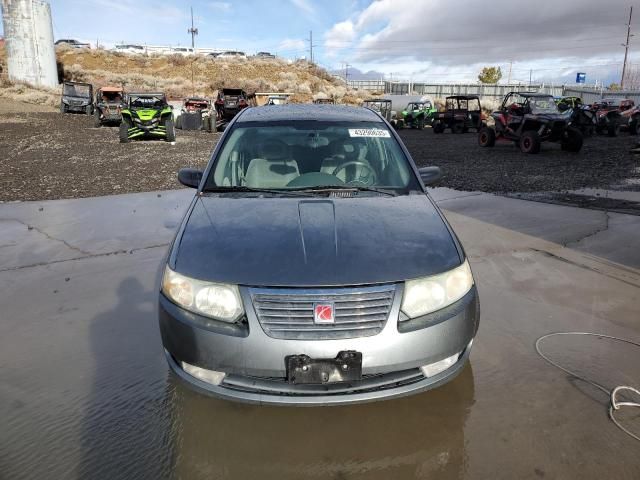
left=400, top=101, right=437, bottom=129
left=478, top=92, right=583, bottom=154
left=215, top=88, right=254, bottom=124
left=93, top=86, right=126, bottom=127
left=432, top=95, right=485, bottom=134
left=60, top=81, right=94, bottom=115
left=119, top=93, right=175, bottom=143
left=363, top=98, right=395, bottom=123
left=590, top=98, right=626, bottom=137
left=556, top=97, right=597, bottom=137
left=618, top=99, right=640, bottom=135
left=176, top=97, right=214, bottom=132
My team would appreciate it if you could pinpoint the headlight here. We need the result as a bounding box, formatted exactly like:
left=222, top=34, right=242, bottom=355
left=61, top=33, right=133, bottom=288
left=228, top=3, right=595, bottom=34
left=401, top=260, right=474, bottom=318
left=162, top=266, right=244, bottom=322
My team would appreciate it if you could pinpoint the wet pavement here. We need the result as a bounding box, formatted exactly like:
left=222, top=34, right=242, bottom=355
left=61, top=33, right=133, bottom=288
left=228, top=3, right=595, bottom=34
left=1, top=188, right=639, bottom=479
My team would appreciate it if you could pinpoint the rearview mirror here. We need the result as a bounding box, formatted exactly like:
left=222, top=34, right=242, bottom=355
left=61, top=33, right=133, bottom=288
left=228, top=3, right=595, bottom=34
left=178, top=168, right=203, bottom=188
left=418, top=166, right=442, bottom=186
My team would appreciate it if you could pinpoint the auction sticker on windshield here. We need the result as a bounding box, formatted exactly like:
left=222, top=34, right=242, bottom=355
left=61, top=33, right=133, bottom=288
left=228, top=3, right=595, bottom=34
left=348, top=128, right=391, bottom=138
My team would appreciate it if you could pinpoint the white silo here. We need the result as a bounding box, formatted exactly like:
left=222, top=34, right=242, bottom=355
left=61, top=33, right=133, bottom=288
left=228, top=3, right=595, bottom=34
left=1, top=0, right=58, bottom=88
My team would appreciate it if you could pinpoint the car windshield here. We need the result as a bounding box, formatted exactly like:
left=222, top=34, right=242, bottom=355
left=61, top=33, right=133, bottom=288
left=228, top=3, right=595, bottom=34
left=206, top=121, right=419, bottom=192
left=63, top=84, right=91, bottom=98
left=529, top=97, right=560, bottom=114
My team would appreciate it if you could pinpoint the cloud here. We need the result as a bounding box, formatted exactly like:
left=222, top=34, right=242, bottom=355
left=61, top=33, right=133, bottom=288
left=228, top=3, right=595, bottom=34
left=278, top=38, right=306, bottom=52
left=323, top=20, right=356, bottom=51
left=208, top=1, right=231, bottom=12
left=322, top=0, right=637, bottom=81
left=290, top=0, right=314, bottom=15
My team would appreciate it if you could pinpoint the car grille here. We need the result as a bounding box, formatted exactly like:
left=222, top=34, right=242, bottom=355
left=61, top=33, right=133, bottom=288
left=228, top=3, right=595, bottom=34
left=249, top=284, right=396, bottom=340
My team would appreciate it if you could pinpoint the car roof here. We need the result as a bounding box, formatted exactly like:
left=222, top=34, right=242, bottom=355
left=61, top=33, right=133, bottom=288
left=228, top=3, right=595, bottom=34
left=237, top=104, right=382, bottom=123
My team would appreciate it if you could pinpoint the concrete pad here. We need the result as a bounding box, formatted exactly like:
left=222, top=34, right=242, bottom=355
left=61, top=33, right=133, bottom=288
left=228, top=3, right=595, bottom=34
left=0, top=189, right=639, bottom=479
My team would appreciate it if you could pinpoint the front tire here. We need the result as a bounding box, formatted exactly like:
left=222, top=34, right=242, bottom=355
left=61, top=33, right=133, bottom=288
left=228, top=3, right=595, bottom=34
left=60, top=102, right=67, bottom=114
left=519, top=130, right=541, bottom=154
left=164, top=117, right=176, bottom=142
left=94, top=110, right=102, bottom=128
left=119, top=120, right=130, bottom=143
left=433, top=121, right=445, bottom=134
left=561, top=127, right=583, bottom=152
left=478, top=127, right=496, bottom=147
left=85, top=105, right=92, bottom=116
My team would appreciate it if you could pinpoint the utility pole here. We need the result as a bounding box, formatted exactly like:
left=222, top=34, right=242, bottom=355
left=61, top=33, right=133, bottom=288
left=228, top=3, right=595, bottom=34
left=529, top=69, right=532, bottom=86
left=344, top=62, right=351, bottom=85
left=188, top=6, right=198, bottom=49
left=307, top=31, right=317, bottom=63
left=621, top=6, right=633, bottom=89
left=507, top=60, right=513, bottom=84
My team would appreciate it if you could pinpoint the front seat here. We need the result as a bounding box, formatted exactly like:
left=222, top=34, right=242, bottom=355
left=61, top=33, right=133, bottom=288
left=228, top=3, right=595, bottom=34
left=245, top=139, right=299, bottom=188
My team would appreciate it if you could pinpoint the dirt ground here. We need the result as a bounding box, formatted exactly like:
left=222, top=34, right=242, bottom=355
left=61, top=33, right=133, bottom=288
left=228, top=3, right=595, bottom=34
left=1, top=98, right=639, bottom=202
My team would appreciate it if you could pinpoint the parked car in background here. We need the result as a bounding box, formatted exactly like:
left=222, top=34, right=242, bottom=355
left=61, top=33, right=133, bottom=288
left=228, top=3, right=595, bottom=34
left=113, top=44, right=145, bottom=55
left=60, top=81, right=93, bottom=115
left=160, top=104, right=479, bottom=405
left=255, top=51, right=276, bottom=59
left=313, top=98, right=335, bottom=104
left=217, top=51, right=247, bottom=59
left=55, top=38, right=90, bottom=48
left=479, top=92, right=583, bottom=154
left=432, top=95, right=485, bottom=134
left=215, top=88, right=255, bottom=123
left=93, top=86, right=126, bottom=127
left=172, top=47, right=195, bottom=56
left=265, top=95, right=290, bottom=105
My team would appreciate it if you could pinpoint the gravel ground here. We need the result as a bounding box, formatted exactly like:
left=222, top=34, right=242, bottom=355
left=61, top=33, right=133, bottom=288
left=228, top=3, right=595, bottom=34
left=0, top=103, right=219, bottom=202
left=1, top=98, right=639, bottom=202
left=400, top=128, right=640, bottom=193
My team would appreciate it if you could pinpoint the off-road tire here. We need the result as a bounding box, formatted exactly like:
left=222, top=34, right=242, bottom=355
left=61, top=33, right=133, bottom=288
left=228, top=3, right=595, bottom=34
left=85, top=105, right=92, bottom=116
left=452, top=122, right=464, bottom=134
left=119, top=120, right=130, bottom=143
left=607, top=125, right=620, bottom=137
left=519, top=130, right=541, bottom=154
left=561, top=127, right=583, bottom=152
left=417, top=117, right=425, bottom=130
left=60, top=102, right=67, bottom=114
left=630, top=120, right=639, bottom=136
left=165, top=117, right=176, bottom=142
left=175, top=115, right=183, bottom=130
left=94, top=110, right=102, bottom=128
left=432, top=122, right=445, bottom=134
left=478, top=127, right=496, bottom=147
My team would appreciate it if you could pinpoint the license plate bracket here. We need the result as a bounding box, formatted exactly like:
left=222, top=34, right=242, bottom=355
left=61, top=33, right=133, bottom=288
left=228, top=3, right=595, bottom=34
left=286, top=351, right=362, bottom=384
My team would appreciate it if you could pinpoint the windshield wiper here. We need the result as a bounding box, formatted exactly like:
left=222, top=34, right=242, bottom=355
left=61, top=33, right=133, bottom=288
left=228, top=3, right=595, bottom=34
left=201, top=186, right=312, bottom=197
left=287, top=185, right=399, bottom=197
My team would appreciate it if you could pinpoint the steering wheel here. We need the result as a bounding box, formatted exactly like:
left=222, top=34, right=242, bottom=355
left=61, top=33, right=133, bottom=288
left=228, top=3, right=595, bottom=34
left=333, top=161, right=377, bottom=186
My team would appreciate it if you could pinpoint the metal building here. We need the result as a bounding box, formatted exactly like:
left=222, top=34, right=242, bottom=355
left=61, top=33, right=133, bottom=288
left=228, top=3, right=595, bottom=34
left=1, top=0, right=58, bottom=88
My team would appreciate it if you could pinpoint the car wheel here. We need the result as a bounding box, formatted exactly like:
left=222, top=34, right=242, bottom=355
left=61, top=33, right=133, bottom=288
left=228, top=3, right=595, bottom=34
left=175, top=115, right=183, bottom=130
left=452, top=122, right=464, bottom=134
left=478, top=127, right=496, bottom=147
left=119, top=120, right=130, bottom=143
left=561, top=127, right=583, bottom=152
left=433, top=122, right=444, bottom=134
left=165, top=117, right=176, bottom=142
left=60, top=102, right=67, bottom=114
left=519, top=130, right=541, bottom=154
left=608, top=125, right=620, bottom=137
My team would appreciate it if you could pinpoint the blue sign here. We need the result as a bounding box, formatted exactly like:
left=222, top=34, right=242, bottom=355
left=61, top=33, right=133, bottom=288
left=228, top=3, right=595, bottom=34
left=576, top=72, right=586, bottom=84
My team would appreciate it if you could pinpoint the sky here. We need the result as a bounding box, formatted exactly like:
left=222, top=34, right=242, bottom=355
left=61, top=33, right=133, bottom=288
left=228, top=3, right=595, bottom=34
left=2, top=0, right=639, bottom=85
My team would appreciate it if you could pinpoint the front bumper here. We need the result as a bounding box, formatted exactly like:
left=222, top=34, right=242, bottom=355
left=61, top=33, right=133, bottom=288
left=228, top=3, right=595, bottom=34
left=159, top=285, right=479, bottom=406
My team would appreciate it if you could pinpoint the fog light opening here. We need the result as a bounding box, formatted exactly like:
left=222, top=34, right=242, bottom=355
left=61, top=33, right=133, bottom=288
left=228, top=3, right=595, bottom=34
left=420, top=352, right=460, bottom=378
left=181, top=360, right=226, bottom=386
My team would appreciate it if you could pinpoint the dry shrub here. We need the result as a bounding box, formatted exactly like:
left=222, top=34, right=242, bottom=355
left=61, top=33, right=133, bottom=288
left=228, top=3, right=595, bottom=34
left=167, top=54, right=189, bottom=67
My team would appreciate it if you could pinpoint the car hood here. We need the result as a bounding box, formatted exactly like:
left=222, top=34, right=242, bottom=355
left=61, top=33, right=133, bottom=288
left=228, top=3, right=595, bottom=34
left=173, top=194, right=462, bottom=287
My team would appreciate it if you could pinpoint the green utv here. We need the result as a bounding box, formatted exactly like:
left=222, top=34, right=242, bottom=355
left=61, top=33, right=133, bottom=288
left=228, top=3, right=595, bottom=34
left=120, top=93, right=175, bottom=143
left=400, top=101, right=437, bottom=129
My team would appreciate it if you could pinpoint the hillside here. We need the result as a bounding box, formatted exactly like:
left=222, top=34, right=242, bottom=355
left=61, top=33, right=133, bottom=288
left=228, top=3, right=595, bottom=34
left=0, top=45, right=369, bottom=106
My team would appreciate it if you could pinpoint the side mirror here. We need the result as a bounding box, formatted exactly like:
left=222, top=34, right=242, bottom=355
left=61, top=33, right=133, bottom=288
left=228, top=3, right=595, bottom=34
left=178, top=168, right=203, bottom=188
left=418, top=166, right=442, bottom=186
